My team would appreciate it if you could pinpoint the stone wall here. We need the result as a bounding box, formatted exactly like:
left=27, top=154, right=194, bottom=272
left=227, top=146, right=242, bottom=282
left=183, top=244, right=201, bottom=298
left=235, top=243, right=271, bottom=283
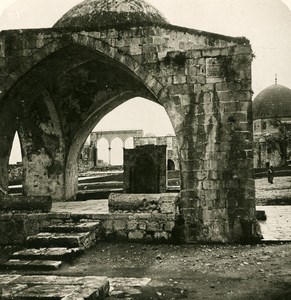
left=105, top=193, right=179, bottom=242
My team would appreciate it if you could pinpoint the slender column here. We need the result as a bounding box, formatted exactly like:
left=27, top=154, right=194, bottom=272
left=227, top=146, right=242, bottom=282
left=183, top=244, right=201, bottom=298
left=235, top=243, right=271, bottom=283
left=108, top=147, right=111, bottom=165
left=95, top=147, right=98, bottom=167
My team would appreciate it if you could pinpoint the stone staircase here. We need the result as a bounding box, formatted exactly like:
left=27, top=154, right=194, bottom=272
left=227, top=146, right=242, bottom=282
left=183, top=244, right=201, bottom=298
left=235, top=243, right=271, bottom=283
left=0, top=221, right=103, bottom=271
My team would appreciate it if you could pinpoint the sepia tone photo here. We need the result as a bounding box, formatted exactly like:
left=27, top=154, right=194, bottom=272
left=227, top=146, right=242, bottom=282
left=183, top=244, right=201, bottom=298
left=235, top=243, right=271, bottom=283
left=0, top=0, right=290, bottom=298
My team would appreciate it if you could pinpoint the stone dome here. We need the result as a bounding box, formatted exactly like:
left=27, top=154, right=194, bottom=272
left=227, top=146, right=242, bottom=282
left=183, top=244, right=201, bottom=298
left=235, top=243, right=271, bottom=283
left=54, top=0, right=169, bottom=29
left=253, top=84, right=291, bottom=120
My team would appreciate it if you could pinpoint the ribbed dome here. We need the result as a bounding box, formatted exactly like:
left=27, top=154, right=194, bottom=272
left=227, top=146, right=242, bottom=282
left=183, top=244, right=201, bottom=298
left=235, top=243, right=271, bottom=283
left=253, top=84, right=291, bottom=120
left=54, top=0, right=169, bottom=29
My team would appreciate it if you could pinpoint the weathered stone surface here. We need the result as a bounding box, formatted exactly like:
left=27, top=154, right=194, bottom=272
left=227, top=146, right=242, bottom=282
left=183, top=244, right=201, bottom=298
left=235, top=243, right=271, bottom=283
left=27, top=232, right=94, bottom=248
left=42, top=221, right=101, bottom=233
left=0, top=259, right=62, bottom=271
left=0, top=195, right=52, bottom=212
left=0, top=275, right=109, bottom=299
left=12, top=247, right=83, bottom=261
left=109, top=193, right=178, bottom=213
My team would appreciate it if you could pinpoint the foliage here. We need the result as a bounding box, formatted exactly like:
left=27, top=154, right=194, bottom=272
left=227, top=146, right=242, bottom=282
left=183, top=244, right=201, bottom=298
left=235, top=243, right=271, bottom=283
left=163, top=52, right=187, bottom=69
left=264, top=118, right=291, bottom=166
left=217, top=56, right=237, bottom=81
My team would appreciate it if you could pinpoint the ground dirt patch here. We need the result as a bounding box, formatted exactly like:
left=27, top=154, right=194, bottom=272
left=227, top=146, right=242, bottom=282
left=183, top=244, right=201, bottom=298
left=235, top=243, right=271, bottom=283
left=43, top=242, right=291, bottom=299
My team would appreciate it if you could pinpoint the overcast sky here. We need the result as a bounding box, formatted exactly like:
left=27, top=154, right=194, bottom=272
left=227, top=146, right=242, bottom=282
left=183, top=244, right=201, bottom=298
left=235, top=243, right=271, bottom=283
left=1, top=0, right=291, bottom=163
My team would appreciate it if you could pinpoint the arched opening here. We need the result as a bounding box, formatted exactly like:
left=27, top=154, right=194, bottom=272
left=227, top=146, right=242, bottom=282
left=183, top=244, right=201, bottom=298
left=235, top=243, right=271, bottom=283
left=167, top=159, right=175, bottom=171
left=8, top=132, right=23, bottom=191
left=1, top=43, right=179, bottom=201
left=96, top=138, right=110, bottom=167
left=110, top=138, right=123, bottom=166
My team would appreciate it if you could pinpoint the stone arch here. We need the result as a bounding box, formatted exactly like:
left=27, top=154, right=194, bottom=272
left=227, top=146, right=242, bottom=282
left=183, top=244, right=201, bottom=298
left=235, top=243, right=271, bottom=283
left=1, top=38, right=168, bottom=200
left=96, top=137, right=110, bottom=164
left=1, top=34, right=163, bottom=104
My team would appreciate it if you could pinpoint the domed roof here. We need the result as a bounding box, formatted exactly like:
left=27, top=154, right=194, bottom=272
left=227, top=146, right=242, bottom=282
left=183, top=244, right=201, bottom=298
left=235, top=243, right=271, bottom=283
left=253, top=84, right=291, bottom=120
left=54, top=0, right=169, bottom=29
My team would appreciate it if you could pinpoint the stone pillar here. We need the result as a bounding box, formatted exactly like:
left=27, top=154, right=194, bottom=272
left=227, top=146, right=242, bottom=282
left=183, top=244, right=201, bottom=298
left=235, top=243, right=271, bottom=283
left=159, top=46, right=259, bottom=243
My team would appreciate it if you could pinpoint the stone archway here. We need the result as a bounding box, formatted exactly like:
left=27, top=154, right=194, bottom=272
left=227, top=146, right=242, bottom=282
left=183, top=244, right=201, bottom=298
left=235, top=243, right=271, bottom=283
left=0, top=23, right=258, bottom=242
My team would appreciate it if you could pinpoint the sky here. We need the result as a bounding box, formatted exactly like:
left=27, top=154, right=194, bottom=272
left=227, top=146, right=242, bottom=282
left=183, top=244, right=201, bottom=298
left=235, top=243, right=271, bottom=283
left=1, top=0, right=291, bottom=163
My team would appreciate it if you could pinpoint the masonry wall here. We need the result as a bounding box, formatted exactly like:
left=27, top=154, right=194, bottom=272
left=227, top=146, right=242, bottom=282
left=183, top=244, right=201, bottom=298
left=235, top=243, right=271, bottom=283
left=0, top=193, right=179, bottom=245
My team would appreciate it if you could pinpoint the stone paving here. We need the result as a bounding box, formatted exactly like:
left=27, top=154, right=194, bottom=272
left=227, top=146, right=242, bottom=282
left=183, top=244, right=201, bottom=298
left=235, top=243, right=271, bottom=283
left=257, top=205, right=291, bottom=241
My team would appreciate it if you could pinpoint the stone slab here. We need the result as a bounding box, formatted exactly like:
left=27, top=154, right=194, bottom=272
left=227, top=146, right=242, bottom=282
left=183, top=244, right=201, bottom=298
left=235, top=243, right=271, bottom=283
left=1, top=259, right=62, bottom=271
left=12, top=247, right=83, bottom=261
left=16, top=284, right=79, bottom=298
left=0, top=275, right=109, bottom=299
left=51, top=199, right=109, bottom=215
left=27, top=232, right=91, bottom=248
left=43, top=221, right=101, bottom=233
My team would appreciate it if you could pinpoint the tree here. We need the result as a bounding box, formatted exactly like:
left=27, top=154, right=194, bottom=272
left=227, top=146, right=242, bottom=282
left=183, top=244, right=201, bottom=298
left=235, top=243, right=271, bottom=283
left=264, top=118, right=291, bottom=166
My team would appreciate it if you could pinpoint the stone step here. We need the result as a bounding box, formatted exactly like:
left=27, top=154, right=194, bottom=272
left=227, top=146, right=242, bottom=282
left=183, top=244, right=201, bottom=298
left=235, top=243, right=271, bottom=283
left=12, top=247, right=84, bottom=261
left=0, top=259, right=62, bottom=271
left=42, top=221, right=101, bottom=233
left=78, top=181, right=123, bottom=190
left=27, top=232, right=96, bottom=249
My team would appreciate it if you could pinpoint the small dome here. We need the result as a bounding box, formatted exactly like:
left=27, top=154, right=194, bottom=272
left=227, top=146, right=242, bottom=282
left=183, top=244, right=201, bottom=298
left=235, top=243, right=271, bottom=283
left=54, top=0, right=169, bottom=29
left=253, top=84, right=291, bottom=120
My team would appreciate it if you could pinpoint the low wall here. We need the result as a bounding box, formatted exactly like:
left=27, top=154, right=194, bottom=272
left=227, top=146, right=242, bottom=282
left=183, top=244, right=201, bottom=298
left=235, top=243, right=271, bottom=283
left=0, top=196, right=52, bottom=213
left=106, top=193, right=180, bottom=242
left=0, top=193, right=180, bottom=245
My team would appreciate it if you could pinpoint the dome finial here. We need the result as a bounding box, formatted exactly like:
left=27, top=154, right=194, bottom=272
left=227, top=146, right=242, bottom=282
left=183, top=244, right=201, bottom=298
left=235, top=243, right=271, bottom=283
left=275, top=73, right=278, bottom=85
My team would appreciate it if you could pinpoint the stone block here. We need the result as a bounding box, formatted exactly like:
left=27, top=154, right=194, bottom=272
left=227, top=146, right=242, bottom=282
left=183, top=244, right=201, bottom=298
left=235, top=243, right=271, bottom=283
left=154, top=232, right=169, bottom=240
left=113, top=220, right=127, bottom=230
left=102, top=219, right=113, bottom=231
left=164, top=221, right=175, bottom=232
left=173, top=75, right=187, bottom=85
left=127, top=220, right=138, bottom=230
left=128, top=231, right=144, bottom=240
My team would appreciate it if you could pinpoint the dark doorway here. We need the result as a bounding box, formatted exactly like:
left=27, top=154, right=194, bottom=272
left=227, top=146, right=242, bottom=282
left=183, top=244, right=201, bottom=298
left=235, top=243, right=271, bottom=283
left=131, top=154, right=159, bottom=193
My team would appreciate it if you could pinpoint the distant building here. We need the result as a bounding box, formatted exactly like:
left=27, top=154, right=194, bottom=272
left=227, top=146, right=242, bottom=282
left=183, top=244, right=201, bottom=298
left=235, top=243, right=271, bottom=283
left=79, top=130, right=179, bottom=171
left=253, top=82, right=291, bottom=168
